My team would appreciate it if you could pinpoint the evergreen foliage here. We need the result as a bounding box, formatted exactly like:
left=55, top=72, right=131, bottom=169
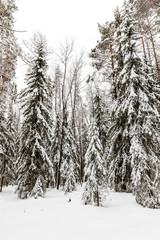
left=0, top=0, right=159, bottom=211
left=61, top=121, right=79, bottom=194
left=30, top=175, right=46, bottom=199
left=0, top=93, right=10, bottom=192
left=108, top=0, right=160, bottom=207
left=93, top=89, right=108, bottom=152
left=82, top=119, right=107, bottom=206
left=0, top=0, right=19, bottom=82
left=5, top=87, right=18, bottom=186
left=0, top=0, right=19, bottom=192
left=16, top=33, right=54, bottom=199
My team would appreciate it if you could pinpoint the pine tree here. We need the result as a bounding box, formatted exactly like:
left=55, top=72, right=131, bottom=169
left=108, top=0, right=160, bottom=207
left=134, top=0, right=160, bottom=77
left=16, top=33, right=54, bottom=199
left=82, top=119, right=107, bottom=207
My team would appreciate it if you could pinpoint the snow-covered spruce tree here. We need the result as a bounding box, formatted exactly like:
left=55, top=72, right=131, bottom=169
left=107, top=4, right=129, bottom=193
left=0, top=83, right=19, bottom=190
left=16, top=33, right=54, bottom=199
left=60, top=120, right=79, bottom=194
left=82, top=119, right=107, bottom=207
left=5, top=84, right=18, bottom=186
left=126, top=2, right=160, bottom=208
left=0, top=0, right=19, bottom=84
left=131, top=57, right=160, bottom=208
left=0, top=0, right=19, bottom=191
left=108, top=0, right=160, bottom=207
left=0, top=91, right=11, bottom=192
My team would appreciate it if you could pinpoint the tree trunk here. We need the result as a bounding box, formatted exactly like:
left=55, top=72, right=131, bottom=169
left=109, top=43, right=117, bottom=99
left=96, top=189, right=100, bottom=207
left=0, top=158, right=6, bottom=192
left=138, top=21, right=147, bottom=59
left=0, top=176, right=4, bottom=192
left=56, top=129, right=63, bottom=190
left=147, top=17, right=160, bottom=77
left=56, top=105, right=67, bottom=190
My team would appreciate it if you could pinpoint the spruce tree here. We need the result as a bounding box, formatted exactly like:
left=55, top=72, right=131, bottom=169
left=0, top=93, right=10, bottom=192
left=5, top=85, right=18, bottom=186
left=82, top=119, right=107, bottom=207
left=60, top=121, right=79, bottom=194
left=131, top=58, right=160, bottom=208
left=108, top=0, right=160, bottom=207
left=16, top=33, right=54, bottom=199
left=0, top=83, right=17, bottom=191
left=107, top=3, right=130, bottom=193
left=0, top=0, right=19, bottom=191
left=0, top=0, right=19, bottom=83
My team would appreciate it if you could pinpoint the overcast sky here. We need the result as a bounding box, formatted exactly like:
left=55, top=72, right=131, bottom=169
left=14, top=0, right=124, bottom=90
left=15, top=0, right=124, bottom=50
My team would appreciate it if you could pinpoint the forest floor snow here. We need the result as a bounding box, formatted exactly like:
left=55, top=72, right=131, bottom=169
left=0, top=186, right=160, bottom=240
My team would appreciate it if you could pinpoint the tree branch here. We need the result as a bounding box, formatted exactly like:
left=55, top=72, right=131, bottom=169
left=0, top=25, right=26, bottom=33
left=150, top=0, right=160, bottom=7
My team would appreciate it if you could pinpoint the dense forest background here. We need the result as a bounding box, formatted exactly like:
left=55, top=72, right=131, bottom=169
left=0, top=0, right=160, bottom=208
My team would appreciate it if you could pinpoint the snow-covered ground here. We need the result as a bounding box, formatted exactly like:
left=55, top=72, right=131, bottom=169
left=0, top=186, right=160, bottom=240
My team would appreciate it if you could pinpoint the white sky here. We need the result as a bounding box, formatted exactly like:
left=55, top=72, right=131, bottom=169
left=14, top=0, right=124, bottom=90
left=15, top=0, right=124, bottom=50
